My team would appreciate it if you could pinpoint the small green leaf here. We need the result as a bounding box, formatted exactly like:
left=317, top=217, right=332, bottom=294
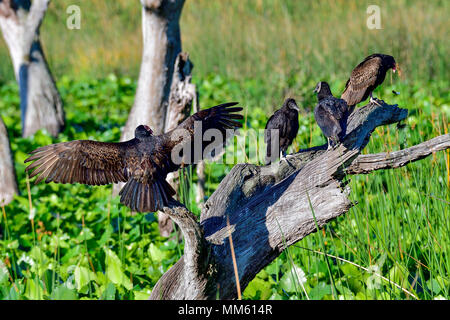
left=104, top=248, right=132, bottom=290
left=309, top=283, right=332, bottom=300
left=24, top=277, right=44, bottom=300
left=134, top=289, right=152, bottom=300
left=148, top=243, right=167, bottom=263
left=51, top=285, right=77, bottom=300
left=74, top=265, right=97, bottom=291
left=102, top=282, right=116, bottom=300
left=427, top=279, right=441, bottom=295
left=76, top=227, right=95, bottom=242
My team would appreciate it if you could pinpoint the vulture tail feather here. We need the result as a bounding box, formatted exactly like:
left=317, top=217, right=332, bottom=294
left=119, top=179, right=176, bottom=213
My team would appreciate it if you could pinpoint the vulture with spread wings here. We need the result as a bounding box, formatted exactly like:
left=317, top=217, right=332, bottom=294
left=341, top=53, right=397, bottom=113
left=25, top=103, right=243, bottom=212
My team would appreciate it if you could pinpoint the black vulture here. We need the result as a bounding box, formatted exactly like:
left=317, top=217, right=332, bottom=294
left=341, top=53, right=397, bottom=113
left=314, top=82, right=349, bottom=150
left=25, top=103, right=243, bottom=212
left=264, top=98, right=299, bottom=164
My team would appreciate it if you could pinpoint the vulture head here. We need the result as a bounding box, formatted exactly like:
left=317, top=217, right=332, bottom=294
left=283, top=98, right=299, bottom=111
left=135, top=125, right=153, bottom=139
left=381, top=54, right=397, bottom=73
left=313, top=81, right=332, bottom=100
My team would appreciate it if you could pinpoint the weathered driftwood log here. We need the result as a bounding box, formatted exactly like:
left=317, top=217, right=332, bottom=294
left=346, top=134, right=450, bottom=174
left=0, top=117, right=18, bottom=205
left=0, top=0, right=64, bottom=137
left=150, top=101, right=449, bottom=300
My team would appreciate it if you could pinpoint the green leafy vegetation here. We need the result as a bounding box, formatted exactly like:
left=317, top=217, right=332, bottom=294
left=0, top=0, right=449, bottom=300
left=0, top=74, right=448, bottom=300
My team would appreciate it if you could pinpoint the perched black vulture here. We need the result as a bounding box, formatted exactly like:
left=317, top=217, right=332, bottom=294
left=264, top=98, right=299, bottom=164
left=341, top=53, right=397, bottom=113
left=314, top=82, right=349, bottom=150
left=25, top=103, right=243, bottom=212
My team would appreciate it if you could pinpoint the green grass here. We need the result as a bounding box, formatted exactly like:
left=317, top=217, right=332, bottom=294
left=0, top=0, right=449, bottom=300
left=1, top=1, right=449, bottom=101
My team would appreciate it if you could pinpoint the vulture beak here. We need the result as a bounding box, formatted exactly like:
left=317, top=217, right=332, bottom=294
left=143, top=125, right=153, bottom=134
left=313, top=82, right=321, bottom=94
left=393, top=63, right=399, bottom=73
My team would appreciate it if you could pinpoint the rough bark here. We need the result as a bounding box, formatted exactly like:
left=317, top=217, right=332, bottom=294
left=0, top=0, right=64, bottom=137
left=149, top=101, right=449, bottom=300
left=0, top=117, right=18, bottom=205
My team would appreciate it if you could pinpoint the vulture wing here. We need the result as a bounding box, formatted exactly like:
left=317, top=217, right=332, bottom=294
left=25, top=140, right=133, bottom=185
left=341, top=56, right=382, bottom=107
left=161, top=102, right=243, bottom=167
left=314, top=98, right=347, bottom=141
left=264, top=110, right=287, bottom=143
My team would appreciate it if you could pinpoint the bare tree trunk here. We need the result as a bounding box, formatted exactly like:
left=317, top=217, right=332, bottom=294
left=0, top=117, right=18, bottom=205
left=113, top=0, right=185, bottom=199
left=0, top=0, right=64, bottom=138
left=120, top=0, right=185, bottom=141
left=149, top=101, right=449, bottom=300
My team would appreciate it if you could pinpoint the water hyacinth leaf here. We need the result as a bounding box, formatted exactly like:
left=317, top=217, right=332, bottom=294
left=309, top=283, right=332, bottom=300
left=148, top=243, right=167, bottom=263
left=74, top=265, right=97, bottom=291
left=104, top=248, right=132, bottom=290
left=340, top=263, right=360, bottom=277
left=29, top=246, right=49, bottom=266
left=102, top=282, right=116, bottom=300
left=24, top=277, right=44, bottom=300
left=243, top=277, right=272, bottom=300
left=134, top=289, right=152, bottom=300
left=51, top=285, right=78, bottom=300
left=76, top=227, right=95, bottom=242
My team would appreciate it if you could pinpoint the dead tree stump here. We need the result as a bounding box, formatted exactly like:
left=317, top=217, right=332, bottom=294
left=0, top=0, right=64, bottom=137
